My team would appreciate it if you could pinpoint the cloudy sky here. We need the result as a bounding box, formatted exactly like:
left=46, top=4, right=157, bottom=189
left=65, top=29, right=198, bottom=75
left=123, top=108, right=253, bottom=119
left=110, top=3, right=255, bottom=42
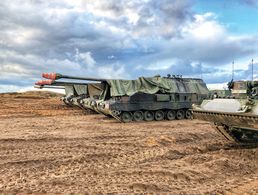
left=1, top=0, right=258, bottom=92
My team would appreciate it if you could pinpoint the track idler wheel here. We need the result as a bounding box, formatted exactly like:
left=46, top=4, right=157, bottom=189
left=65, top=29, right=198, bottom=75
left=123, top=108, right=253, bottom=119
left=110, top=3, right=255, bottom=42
left=176, top=109, right=185, bottom=120
left=166, top=110, right=176, bottom=120
left=133, top=111, right=144, bottom=122
left=154, top=110, right=165, bottom=121
left=121, top=112, right=133, bottom=122
left=144, top=111, right=154, bottom=121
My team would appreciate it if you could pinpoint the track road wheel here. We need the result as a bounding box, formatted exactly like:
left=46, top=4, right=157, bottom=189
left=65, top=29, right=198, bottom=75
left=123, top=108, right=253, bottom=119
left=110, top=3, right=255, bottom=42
left=154, top=110, right=165, bottom=121
left=176, top=109, right=185, bottom=120
left=121, top=111, right=133, bottom=122
left=144, top=111, right=154, bottom=121
left=185, top=110, right=192, bottom=119
left=133, top=111, right=144, bottom=122
left=166, top=110, right=176, bottom=120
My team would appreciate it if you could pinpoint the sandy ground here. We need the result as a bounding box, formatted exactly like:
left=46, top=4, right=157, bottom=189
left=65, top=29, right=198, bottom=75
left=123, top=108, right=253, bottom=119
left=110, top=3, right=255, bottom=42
left=0, top=92, right=257, bottom=194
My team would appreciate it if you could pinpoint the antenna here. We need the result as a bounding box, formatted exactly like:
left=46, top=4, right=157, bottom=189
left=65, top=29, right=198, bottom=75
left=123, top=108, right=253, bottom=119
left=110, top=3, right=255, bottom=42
left=251, top=59, right=254, bottom=81
left=232, top=60, right=234, bottom=80
left=200, top=62, right=203, bottom=79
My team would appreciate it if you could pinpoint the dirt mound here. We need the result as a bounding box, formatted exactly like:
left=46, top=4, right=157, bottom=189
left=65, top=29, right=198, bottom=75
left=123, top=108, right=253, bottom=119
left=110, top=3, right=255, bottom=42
left=0, top=94, right=257, bottom=194
left=0, top=91, right=79, bottom=118
left=0, top=91, right=62, bottom=101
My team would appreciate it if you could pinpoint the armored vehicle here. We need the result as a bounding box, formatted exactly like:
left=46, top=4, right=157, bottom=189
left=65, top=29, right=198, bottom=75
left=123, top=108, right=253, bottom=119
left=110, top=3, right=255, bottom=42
left=97, top=76, right=209, bottom=122
left=35, top=80, right=87, bottom=107
left=192, top=80, right=258, bottom=144
left=41, top=73, right=209, bottom=122
left=40, top=73, right=105, bottom=112
left=77, top=83, right=105, bottom=112
left=35, top=80, right=103, bottom=110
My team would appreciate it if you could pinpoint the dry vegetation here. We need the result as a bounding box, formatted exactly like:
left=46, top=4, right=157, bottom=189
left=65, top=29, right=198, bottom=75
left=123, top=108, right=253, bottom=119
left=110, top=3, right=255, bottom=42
left=0, top=91, right=257, bottom=194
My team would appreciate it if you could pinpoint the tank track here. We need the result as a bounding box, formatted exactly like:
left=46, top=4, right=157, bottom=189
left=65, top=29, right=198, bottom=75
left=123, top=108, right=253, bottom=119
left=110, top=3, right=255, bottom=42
left=110, top=109, right=192, bottom=123
left=193, top=110, right=258, bottom=144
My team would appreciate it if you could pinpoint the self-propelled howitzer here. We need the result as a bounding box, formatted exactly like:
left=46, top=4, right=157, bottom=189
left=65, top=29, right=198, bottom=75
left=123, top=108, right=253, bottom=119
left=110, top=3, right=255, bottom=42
left=97, top=76, right=209, bottom=122
left=35, top=79, right=103, bottom=109
left=35, top=80, right=88, bottom=107
left=41, top=73, right=209, bottom=122
left=192, top=80, right=258, bottom=144
left=41, top=73, right=106, bottom=112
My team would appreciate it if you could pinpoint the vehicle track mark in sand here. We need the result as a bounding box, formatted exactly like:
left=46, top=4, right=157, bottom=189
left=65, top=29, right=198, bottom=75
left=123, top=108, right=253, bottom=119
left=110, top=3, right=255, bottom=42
left=0, top=93, right=257, bottom=194
left=226, top=176, right=258, bottom=194
left=210, top=175, right=258, bottom=195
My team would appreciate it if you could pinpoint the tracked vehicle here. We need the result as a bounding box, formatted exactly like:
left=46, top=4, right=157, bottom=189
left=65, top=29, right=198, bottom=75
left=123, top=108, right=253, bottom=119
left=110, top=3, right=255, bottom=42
left=35, top=79, right=103, bottom=110
left=35, top=80, right=87, bottom=107
left=97, top=76, right=209, bottom=122
left=40, top=73, right=105, bottom=112
left=193, top=80, right=258, bottom=144
left=41, top=73, right=209, bottom=122
left=77, top=83, right=105, bottom=112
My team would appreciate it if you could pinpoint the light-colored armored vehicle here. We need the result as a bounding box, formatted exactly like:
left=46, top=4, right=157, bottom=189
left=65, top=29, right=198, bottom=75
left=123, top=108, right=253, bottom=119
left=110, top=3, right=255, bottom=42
left=193, top=80, right=258, bottom=144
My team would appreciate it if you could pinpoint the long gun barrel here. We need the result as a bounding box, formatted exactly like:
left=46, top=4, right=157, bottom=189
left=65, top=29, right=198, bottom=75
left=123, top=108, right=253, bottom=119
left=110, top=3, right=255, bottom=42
left=35, top=80, right=90, bottom=86
left=34, top=85, right=65, bottom=89
left=42, top=73, right=106, bottom=82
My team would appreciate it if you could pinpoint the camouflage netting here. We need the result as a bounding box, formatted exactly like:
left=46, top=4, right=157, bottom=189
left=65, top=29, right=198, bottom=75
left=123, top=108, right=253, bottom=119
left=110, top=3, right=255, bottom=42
left=64, top=84, right=103, bottom=97
left=106, top=77, right=209, bottom=97
left=64, top=85, right=87, bottom=96
left=74, top=85, right=87, bottom=95
left=87, top=83, right=104, bottom=98
left=64, top=86, right=75, bottom=96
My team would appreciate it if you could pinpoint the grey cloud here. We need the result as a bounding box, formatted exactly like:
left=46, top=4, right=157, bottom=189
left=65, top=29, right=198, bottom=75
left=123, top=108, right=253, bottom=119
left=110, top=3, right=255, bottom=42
left=122, top=35, right=258, bottom=72
left=0, top=0, right=258, bottom=92
left=236, top=62, right=258, bottom=80
left=131, top=59, right=230, bottom=83
left=169, top=37, right=258, bottom=65
left=82, top=0, right=193, bottom=38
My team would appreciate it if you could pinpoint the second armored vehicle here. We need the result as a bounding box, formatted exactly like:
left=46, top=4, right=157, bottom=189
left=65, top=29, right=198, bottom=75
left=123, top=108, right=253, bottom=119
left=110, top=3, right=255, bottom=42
left=35, top=79, right=103, bottom=110
left=193, top=80, right=258, bottom=144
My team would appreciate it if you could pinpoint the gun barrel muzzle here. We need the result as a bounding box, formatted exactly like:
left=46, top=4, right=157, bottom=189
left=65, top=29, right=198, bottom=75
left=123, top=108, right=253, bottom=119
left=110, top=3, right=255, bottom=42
left=34, top=85, right=43, bottom=89
left=42, top=73, right=57, bottom=80
left=42, top=72, right=107, bottom=82
left=35, top=80, right=54, bottom=85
